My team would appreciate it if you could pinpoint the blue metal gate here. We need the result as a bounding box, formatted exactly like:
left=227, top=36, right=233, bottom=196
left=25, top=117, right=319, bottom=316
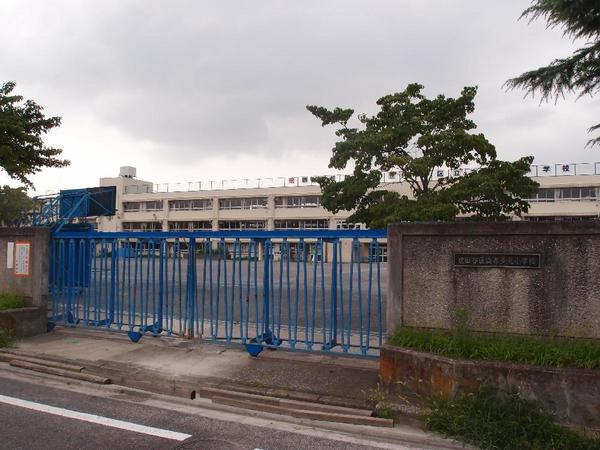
left=49, top=230, right=386, bottom=356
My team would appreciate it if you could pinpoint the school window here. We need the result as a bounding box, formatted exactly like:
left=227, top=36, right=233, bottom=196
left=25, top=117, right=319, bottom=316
left=274, top=196, right=321, bottom=208
left=168, top=199, right=212, bottom=210
left=144, top=200, right=163, bottom=211
left=218, top=220, right=266, bottom=230
left=122, top=202, right=141, bottom=212
left=219, top=197, right=268, bottom=210
left=122, top=221, right=162, bottom=232
left=168, top=221, right=212, bottom=231
left=274, top=219, right=329, bottom=229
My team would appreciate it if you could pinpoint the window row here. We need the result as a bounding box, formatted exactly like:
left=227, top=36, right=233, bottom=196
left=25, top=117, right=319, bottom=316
left=122, top=195, right=325, bottom=212
left=274, top=196, right=321, bottom=208
left=123, top=221, right=213, bottom=231
left=121, top=219, right=332, bottom=231
left=529, top=187, right=598, bottom=202
left=219, top=197, right=268, bottom=210
left=218, top=221, right=266, bottom=230
left=169, top=199, right=213, bottom=211
left=274, top=219, right=329, bottom=230
left=122, top=201, right=164, bottom=212
left=123, top=199, right=213, bottom=212
left=523, top=216, right=599, bottom=222
left=168, top=221, right=212, bottom=231
left=122, top=221, right=162, bottom=231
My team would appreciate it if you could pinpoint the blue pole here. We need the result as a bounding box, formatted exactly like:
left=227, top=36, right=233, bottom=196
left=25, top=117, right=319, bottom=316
left=262, top=239, right=270, bottom=341
left=109, top=239, right=116, bottom=326
left=201, top=238, right=208, bottom=337
left=187, top=238, right=197, bottom=338
left=67, top=239, right=74, bottom=323
left=157, top=239, right=164, bottom=332
left=328, top=239, right=338, bottom=349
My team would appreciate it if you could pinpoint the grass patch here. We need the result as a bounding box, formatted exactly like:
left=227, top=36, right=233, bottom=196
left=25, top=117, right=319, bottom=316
left=0, top=293, right=25, bottom=311
left=425, top=387, right=600, bottom=450
left=0, top=329, right=15, bottom=348
left=390, top=327, right=600, bottom=370
left=366, top=383, right=395, bottom=419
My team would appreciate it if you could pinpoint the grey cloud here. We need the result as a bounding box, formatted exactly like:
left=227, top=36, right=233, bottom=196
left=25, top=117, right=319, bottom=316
left=0, top=0, right=595, bottom=171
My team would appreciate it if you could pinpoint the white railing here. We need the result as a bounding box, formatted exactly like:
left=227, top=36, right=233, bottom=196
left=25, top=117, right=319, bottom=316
left=121, top=163, right=600, bottom=195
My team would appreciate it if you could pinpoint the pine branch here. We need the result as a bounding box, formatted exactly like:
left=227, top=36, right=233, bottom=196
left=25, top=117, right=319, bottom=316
left=505, top=41, right=600, bottom=101
left=586, top=123, right=600, bottom=148
left=522, top=0, right=600, bottom=40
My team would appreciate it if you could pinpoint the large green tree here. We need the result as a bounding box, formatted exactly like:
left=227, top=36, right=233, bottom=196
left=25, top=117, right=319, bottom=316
left=0, top=81, right=69, bottom=187
left=505, top=0, right=600, bottom=146
left=308, top=84, right=538, bottom=228
left=0, top=185, right=34, bottom=226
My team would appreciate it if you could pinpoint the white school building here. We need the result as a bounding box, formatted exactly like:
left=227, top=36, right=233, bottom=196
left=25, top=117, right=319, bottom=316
left=93, top=164, right=600, bottom=262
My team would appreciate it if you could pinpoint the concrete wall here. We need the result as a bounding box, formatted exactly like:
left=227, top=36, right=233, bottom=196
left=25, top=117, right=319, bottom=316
left=0, top=228, right=51, bottom=308
left=0, top=307, right=47, bottom=337
left=388, top=222, right=600, bottom=338
left=380, top=344, right=600, bottom=429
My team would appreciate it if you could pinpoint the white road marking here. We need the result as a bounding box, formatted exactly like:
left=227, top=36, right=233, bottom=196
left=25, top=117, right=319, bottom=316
left=0, top=394, right=192, bottom=442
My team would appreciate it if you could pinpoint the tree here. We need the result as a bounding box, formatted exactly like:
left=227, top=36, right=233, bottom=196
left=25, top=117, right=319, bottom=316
left=307, top=84, right=539, bottom=228
left=0, top=185, right=34, bottom=226
left=505, top=0, right=600, bottom=146
left=0, top=81, right=69, bottom=187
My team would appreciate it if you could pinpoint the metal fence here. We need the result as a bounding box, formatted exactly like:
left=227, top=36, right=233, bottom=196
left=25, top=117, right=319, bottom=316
left=49, top=230, right=387, bottom=356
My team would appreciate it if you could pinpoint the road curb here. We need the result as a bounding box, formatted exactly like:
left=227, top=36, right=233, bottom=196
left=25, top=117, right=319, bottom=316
left=8, top=360, right=111, bottom=384
left=0, top=351, right=85, bottom=372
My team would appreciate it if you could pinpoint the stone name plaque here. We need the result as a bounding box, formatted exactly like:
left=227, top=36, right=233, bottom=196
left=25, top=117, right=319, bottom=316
left=454, top=253, right=540, bottom=269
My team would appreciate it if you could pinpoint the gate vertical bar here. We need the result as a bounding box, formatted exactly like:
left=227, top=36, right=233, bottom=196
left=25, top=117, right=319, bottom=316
left=186, top=237, right=197, bottom=338
left=108, top=239, right=116, bottom=326
left=66, top=239, right=74, bottom=323
left=262, top=239, right=271, bottom=342
left=157, top=239, right=164, bottom=332
left=326, top=239, right=338, bottom=350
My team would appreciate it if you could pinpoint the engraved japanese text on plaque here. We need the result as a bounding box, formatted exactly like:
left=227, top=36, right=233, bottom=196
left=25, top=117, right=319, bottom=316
left=454, top=253, right=540, bottom=269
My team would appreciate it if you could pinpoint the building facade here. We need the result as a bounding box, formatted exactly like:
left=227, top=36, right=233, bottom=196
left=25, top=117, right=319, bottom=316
left=97, top=167, right=404, bottom=234
left=94, top=165, right=600, bottom=261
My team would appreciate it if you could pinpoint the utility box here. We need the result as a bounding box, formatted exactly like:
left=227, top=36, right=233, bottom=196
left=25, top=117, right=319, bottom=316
left=119, top=166, right=137, bottom=178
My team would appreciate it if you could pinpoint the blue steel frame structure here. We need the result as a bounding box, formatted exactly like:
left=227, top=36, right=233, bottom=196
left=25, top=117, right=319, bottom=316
left=49, top=230, right=387, bottom=356
left=32, top=187, right=116, bottom=231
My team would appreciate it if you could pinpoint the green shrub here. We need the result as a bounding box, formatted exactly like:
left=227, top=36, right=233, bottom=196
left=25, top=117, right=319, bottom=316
left=367, top=383, right=395, bottom=419
left=426, top=387, right=600, bottom=450
left=390, top=327, right=600, bottom=370
left=0, top=329, right=15, bottom=348
left=0, top=293, right=25, bottom=310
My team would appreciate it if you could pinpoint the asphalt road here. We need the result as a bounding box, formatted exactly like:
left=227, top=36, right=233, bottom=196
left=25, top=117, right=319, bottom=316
left=53, top=258, right=388, bottom=345
left=0, top=368, right=420, bottom=450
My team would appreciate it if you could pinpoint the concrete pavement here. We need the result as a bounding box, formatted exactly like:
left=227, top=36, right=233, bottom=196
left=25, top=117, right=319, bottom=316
left=0, top=327, right=469, bottom=449
left=6, top=327, right=384, bottom=408
left=0, top=361, right=468, bottom=450
left=0, top=370, right=395, bottom=449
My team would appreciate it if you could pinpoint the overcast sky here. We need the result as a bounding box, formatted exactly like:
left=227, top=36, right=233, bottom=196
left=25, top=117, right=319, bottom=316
left=1, top=0, right=597, bottom=194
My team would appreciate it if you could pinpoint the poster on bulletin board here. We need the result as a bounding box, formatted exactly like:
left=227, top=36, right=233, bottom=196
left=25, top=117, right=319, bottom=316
left=14, top=241, right=31, bottom=277
left=6, top=242, right=14, bottom=269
